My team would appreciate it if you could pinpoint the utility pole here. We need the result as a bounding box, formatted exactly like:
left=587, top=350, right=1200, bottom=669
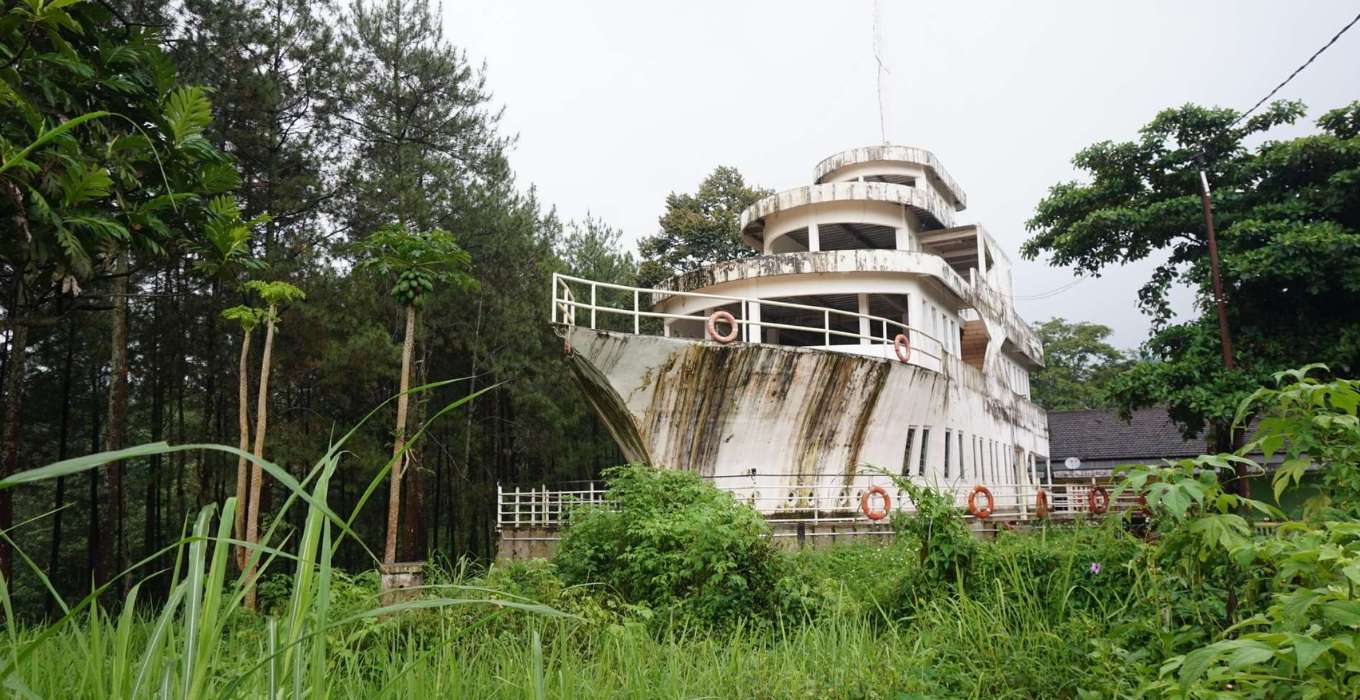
left=1198, top=168, right=1247, bottom=499
left=1197, top=170, right=1235, bottom=369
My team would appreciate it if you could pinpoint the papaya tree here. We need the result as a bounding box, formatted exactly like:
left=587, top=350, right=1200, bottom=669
left=193, top=196, right=266, bottom=570
left=240, top=279, right=305, bottom=609
left=221, top=304, right=264, bottom=569
left=356, top=223, right=475, bottom=565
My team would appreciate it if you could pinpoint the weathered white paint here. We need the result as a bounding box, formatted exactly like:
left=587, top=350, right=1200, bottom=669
left=813, top=144, right=968, bottom=210
left=563, top=327, right=1048, bottom=512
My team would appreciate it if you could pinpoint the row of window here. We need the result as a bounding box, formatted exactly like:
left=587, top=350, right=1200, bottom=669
left=999, top=354, right=1031, bottom=397
left=900, top=426, right=1031, bottom=485
left=924, top=304, right=959, bottom=356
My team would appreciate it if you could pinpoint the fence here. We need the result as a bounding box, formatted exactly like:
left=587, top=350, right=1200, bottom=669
left=551, top=273, right=949, bottom=373
left=496, top=476, right=1143, bottom=531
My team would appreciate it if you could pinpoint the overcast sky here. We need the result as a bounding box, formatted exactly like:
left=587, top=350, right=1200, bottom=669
left=445, top=1, right=1360, bottom=349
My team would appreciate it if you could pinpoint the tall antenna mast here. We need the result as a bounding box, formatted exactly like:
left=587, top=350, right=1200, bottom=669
left=873, top=0, right=890, bottom=144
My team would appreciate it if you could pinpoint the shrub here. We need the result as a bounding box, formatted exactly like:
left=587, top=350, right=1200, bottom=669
left=554, top=464, right=802, bottom=628
left=792, top=540, right=919, bottom=619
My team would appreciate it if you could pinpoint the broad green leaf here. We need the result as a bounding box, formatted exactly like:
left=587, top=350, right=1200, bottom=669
left=1293, top=636, right=1329, bottom=673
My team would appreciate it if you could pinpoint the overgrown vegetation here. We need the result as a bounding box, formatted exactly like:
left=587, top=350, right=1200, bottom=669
left=2, top=364, right=1358, bottom=696
left=554, top=464, right=805, bottom=628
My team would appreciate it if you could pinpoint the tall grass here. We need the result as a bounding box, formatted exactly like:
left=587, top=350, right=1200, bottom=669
left=0, top=381, right=573, bottom=698
left=0, top=380, right=1147, bottom=697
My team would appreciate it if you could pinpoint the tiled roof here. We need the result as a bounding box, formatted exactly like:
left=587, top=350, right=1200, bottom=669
left=1047, top=407, right=1208, bottom=463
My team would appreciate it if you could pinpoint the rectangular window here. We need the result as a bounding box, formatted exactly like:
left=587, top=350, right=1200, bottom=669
left=901, top=427, right=917, bottom=476
left=973, top=437, right=982, bottom=480
left=918, top=428, right=931, bottom=476
left=943, top=430, right=952, bottom=478
left=958, top=433, right=965, bottom=478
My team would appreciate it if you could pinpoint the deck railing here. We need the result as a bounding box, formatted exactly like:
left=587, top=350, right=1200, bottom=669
left=496, top=476, right=1142, bottom=530
left=551, top=273, right=949, bottom=372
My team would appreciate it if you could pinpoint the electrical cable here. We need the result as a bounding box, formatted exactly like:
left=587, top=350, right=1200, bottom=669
left=1227, top=9, right=1360, bottom=130
left=1012, top=277, right=1085, bottom=301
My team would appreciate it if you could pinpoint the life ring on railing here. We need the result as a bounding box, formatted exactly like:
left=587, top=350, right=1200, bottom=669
left=1088, top=486, right=1110, bottom=515
left=706, top=310, right=739, bottom=343
left=968, top=485, right=995, bottom=519
left=860, top=486, right=891, bottom=521
left=893, top=333, right=912, bottom=363
left=1035, top=489, right=1050, bottom=518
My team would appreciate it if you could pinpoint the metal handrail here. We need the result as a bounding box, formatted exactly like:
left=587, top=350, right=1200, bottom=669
left=551, top=272, right=949, bottom=366
left=496, top=480, right=1139, bottom=529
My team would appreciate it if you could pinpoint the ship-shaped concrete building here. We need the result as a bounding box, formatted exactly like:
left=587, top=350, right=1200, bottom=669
left=499, top=145, right=1065, bottom=553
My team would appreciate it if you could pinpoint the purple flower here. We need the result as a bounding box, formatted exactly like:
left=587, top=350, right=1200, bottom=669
left=1089, top=562, right=1102, bottom=575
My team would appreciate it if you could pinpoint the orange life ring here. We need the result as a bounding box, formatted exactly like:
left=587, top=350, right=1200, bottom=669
left=968, top=485, right=994, bottom=519
left=706, top=310, right=739, bottom=343
left=860, top=486, right=891, bottom=521
left=1088, top=486, right=1110, bottom=515
left=1035, top=489, right=1050, bottom=518
left=893, top=333, right=912, bottom=363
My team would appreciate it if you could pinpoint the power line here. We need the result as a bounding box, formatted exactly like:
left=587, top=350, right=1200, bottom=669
left=1228, top=9, right=1360, bottom=129
left=1013, top=277, right=1085, bottom=301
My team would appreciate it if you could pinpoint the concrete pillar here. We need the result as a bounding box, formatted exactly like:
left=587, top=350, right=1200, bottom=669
left=746, top=301, right=762, bottom=343
left=894, top=227, right=911, bottom=251
left=807, top=222, right=820, bottom=252
left=857, top=293, right=870, bottom=345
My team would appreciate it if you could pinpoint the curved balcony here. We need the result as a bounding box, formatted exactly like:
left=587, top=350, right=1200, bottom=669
left=738, top=181, right=957, bottom=241
left=658, top=249, right=973, bottom=301
left=813, top=144, right=967, bottom=211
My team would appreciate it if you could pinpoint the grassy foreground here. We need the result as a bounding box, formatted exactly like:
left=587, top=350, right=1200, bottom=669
left=4, top=536, right=1121, bottom=699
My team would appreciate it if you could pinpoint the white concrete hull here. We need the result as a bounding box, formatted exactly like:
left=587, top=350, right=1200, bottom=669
left=563, top=326, right=1049, bottom=513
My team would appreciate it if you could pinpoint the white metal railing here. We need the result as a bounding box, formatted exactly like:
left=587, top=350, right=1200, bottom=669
left=496, top=476, right=1141, bottom=530
left=551, top=273, right=949, bottom=372
left=496, top=482, right=610, bottom=528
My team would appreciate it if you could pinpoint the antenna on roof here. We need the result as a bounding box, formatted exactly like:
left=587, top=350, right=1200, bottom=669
left=873, top=0, right=891, bottom=145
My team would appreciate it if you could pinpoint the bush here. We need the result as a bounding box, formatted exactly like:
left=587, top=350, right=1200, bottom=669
left=791, top=540, right=919, bottom=619
left=554, top=464, right=804, bottom=628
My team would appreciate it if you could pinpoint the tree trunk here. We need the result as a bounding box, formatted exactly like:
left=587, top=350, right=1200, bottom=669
left=232, top=328, right=253, bottom=569
left=84, top=360, right=100, bottom=586
left=400, top=345, right=429, bottom=562
left=146, top=272, right=164, bottom=572
left=0, top=286, right=29, bottom=582
left=384, top=304, right=416, bottom=564
left=243, top=305, right=276, bottom=611
left=94, top=251, right=131, bottom=590
left=46, top=318, right=76, bottom=617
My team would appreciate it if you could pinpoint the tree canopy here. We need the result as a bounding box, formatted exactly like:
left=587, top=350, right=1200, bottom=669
left=1023, top=100, right=1360, bottom=440
left=637, top=166, right=770, bottom=287
left=1029, top=318, right=1130, bottom=411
